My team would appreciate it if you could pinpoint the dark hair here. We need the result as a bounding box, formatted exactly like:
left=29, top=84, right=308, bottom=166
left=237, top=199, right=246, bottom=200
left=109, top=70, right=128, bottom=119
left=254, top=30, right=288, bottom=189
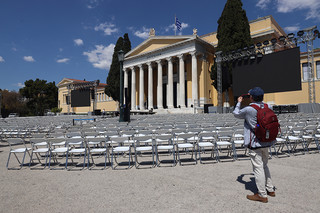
left=252, top=95, right=264, bottom=102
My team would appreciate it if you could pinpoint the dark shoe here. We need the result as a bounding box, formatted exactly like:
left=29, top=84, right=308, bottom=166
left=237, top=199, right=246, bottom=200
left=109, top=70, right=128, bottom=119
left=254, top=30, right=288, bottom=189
left=267, top=191, right=275, bottom=197
left=247, top=194, right=268, bottom=203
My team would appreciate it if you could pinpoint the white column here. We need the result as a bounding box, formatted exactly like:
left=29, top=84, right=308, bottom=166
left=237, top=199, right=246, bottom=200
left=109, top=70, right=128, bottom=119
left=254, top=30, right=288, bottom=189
left=139, top=65, right=144, bottom=110
left=156, top=60, right=163, bottom=109
left=131, top=67, right=136, bottom=110
left=178, top=54, right=186, bottom=108
left=147, top=62, right=153, bottom=110
left=124, top=68, right=128, bottom=105
left=167, top=57, right=174, bottom=109
left=191, top=51, right=198, bottom=107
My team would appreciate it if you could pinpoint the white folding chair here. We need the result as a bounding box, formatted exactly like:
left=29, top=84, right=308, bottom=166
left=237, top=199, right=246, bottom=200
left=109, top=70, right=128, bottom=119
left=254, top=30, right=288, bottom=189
left=175, top=133, right=197, bottom=165
left=86, top=137, right=109, bottom=169
left=216, top=130, right=235, bottom=161
left=49, top=138, right=69, bottom=169
left=6, top=138, right=32, bottom=169
left=197, top=132, right=217, bottom=164
left=109, top=136, right=133, bottom=169
left=155, top=134, right=176, bottom=167
left=66, top=138, right=87, bottom=170
left=133, top=135, right=155, bottom=168
left=29, top=138, right=50, bottom=169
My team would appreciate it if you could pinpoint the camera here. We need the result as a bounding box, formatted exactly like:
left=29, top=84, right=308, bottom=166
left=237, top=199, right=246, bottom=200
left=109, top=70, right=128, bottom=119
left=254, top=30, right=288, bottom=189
left=241, top=94, right=250, bottom=98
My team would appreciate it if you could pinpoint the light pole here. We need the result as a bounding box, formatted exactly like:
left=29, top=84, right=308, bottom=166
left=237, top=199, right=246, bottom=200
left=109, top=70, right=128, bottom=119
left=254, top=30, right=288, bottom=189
left=0, top=92, right=2, bottom=118
left=118, top=50, right=125, bottom=122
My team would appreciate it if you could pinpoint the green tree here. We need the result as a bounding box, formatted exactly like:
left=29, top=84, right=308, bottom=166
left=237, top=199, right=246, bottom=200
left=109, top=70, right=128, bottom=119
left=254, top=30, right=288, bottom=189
left=210, top=0, right=253, bottom=103
left=19, top=79, right=58, bottom=116
left=105, top=33, right=132, bottom=102
left=0, top=90, right=27, bottom=117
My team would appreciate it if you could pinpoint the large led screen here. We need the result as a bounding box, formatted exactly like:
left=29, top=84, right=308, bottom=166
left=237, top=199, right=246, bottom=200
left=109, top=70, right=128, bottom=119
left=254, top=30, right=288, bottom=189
left=232, top=47, right=301, bottom=96
left=71, top=89, right=90, bottom=107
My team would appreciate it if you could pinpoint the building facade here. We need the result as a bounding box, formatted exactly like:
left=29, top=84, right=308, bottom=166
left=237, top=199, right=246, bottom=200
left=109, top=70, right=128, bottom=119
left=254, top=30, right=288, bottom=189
left=57, top=78, right=118, bottom=114
left=123, top=15, right=319, bottom=113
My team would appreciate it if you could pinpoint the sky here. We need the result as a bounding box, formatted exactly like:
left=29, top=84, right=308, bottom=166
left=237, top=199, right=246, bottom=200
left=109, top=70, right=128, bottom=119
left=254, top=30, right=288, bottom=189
left=0, top=0, right=320, bottom=91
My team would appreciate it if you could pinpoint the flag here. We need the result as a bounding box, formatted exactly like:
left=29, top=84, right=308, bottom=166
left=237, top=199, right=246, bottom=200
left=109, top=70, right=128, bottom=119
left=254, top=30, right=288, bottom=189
left=175, top=17, right=182, bottom=31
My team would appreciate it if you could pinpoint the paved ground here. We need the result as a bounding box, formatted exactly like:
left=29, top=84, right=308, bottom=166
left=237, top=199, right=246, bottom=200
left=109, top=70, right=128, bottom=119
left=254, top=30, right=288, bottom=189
left=1, top=141, right=320, bottom=213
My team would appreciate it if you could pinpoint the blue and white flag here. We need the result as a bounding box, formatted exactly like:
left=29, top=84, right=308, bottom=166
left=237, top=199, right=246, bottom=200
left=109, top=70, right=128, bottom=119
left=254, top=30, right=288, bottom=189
left=175, top=17, right=182, bottom=31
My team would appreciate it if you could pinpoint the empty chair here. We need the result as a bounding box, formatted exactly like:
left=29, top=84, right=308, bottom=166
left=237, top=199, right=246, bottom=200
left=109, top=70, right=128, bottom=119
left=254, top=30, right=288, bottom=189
left=29, top=138, right=50, bottom=169
left=232, top=129, right=246, bottom=159
left=216, top=130, right=235, bottom=161
left=6, top=138, right=32, bottom=169
left=65, top=138, right=87, bottom=170
left=197, top=132, right=217, bottom=164
left=133, top=135, right=155, bottom=168
left=174, top=133, right=197, bottom=165
left=155, top=134, right=176, bottom=167
left=87, top=137, right=109, bottom=169
left=109, top=136, right=133, bottom=169
left=303, top=125, right=319, bottom=153
left=66, top=131, right=83, bottom=139
left=287, top=127, right=306, bottom=154
left=49, top=138, right=69, bottom=169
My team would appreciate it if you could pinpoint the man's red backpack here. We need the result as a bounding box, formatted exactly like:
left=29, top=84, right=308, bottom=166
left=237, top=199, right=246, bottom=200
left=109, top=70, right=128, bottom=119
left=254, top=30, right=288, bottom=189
left=251, top=104, right=280, bottom=142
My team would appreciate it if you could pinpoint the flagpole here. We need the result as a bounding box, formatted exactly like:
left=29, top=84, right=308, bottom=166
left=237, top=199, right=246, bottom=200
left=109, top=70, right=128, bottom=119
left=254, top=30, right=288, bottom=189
left=174, top=15, right=176, bottom=36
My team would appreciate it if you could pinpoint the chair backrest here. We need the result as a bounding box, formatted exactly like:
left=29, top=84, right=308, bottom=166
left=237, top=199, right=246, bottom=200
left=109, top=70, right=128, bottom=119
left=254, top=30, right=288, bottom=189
left=7, top=138, right=25, bottom=148
left=155, top=134, right=173, bottom=145
left=217, top=130, right=233, bottom=141
left=175, top=133, right=196, bottom=143
left=198, top=132, right=216, bottom=142
left=66, top=138, right=85, bottom=147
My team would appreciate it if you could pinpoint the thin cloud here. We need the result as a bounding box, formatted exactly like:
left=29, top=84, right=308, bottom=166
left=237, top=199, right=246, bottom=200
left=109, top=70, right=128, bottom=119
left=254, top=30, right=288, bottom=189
left=57, top=58, right=70, bottom=63
left=94, top=22, right=119, bottom=36
left=83, top=44, right=115, bottom=70
left=0, top=56, right=4, bottom=62
left=256, top=0, right=320, bottom=20
left=23, top=56, right=35, bottom=62
left=16, top=83, right=25, bottom=88
left=256, top=0, right=271, bottom=10
left=284, top=25, right=300, bottom=33
left=134, top=27, right=150, bottom=39
left=74, top=39, right=84, bottom=46
left=87, top=0, right=102, bottom=9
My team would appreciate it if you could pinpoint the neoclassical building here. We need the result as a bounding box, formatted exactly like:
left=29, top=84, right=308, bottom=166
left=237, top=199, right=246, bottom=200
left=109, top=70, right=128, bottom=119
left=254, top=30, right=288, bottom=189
left=57, top=78, right=118, bottom=114
left=123, top=15, right=320, bottom=113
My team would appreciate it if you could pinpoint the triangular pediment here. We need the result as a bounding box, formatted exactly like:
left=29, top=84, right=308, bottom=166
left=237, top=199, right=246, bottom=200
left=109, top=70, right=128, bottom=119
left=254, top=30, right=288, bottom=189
left=126, top=36, right=194, bottom=58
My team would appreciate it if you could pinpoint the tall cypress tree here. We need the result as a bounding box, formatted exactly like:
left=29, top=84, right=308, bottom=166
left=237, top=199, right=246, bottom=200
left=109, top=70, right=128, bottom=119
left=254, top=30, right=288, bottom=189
left=210, top=0, right=253, bottom=102
left=105, top=33, right=132, bottom=102
left=105, top=37, right=123, bottom=102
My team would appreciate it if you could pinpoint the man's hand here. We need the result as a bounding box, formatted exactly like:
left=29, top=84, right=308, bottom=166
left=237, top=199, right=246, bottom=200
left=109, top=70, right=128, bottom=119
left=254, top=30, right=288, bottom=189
left=238, top=96, right=243, bottom=103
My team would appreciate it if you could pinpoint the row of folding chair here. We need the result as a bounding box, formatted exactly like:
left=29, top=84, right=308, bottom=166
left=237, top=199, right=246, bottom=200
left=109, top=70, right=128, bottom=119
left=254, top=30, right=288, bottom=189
left=6, top=129, right=246, bottom=170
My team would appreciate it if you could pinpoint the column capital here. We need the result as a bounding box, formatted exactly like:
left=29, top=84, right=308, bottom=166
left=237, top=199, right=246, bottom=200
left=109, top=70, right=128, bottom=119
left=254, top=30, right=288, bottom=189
left=146, top=61, right=152, bottom=67
left=166, top=56, right=173, bottom=62
left=138, top=64, right=143, bottom=69
left=130, top=66, right=135, bottom=71
left=190, top=51, right=197, bottom=57
left=155, top=59, right=163, bottom=64
left=177, top=54, right=185, bottom=60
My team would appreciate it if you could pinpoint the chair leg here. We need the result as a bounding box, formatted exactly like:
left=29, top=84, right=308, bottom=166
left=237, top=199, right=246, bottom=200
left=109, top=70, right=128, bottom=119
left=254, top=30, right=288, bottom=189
left=6, top=152, right=12, bottom=169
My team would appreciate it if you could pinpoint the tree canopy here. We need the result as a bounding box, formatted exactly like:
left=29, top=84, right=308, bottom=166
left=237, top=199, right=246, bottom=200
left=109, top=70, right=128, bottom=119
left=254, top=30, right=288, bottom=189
left=0, top=90, right=27, bottom=118
left=19, top=79, right=58, bottom=116
left=210, top=0, right=253, bottom=92
left=105, top=33, right=132, bottom=102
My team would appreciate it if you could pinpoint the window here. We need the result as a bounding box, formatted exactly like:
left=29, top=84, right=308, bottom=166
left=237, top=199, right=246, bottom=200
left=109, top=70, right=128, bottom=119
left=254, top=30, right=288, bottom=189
left=316, top=61, right=320, bottom=79
left=302, top=63, right=310, bottom=81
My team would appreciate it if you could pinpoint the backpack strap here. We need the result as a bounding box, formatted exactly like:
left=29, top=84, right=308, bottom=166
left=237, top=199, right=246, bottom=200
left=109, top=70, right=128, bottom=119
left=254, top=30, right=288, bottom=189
left=250, top=104, right=260, bottom=111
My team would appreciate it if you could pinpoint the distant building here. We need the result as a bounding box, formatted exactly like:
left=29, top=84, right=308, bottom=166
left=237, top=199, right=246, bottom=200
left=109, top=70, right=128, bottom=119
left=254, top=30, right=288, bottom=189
left=57, top=78, right=118, bottom=114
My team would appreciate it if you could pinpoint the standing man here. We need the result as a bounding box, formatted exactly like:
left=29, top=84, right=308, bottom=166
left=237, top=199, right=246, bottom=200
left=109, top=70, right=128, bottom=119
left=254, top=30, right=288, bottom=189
left=233, top=87, right=276, bottom=203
